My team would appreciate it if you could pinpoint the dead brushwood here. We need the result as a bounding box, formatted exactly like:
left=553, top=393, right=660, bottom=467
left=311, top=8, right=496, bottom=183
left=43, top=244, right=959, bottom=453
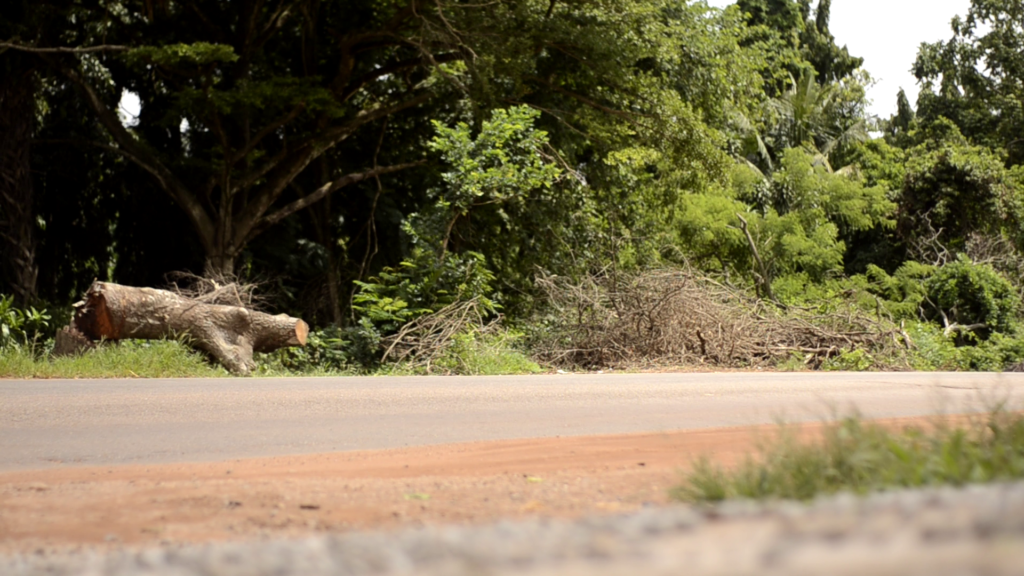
left=381, top=297, right=499, bottom=369
left=534, top=269, right=906, bottom=369
left=165, top=271, right=267, bottom=310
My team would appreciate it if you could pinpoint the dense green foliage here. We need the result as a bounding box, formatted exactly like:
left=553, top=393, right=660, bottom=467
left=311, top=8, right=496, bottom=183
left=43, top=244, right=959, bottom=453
left=5, top=0, right=1024, bottom=374
left=675, top=410, right=1024, bottom=502
left=0, top=294, right=50, bottom=348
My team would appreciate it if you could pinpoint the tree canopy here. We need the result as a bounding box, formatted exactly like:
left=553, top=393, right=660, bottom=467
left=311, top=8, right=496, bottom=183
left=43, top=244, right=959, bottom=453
left=5, top=0, right=1024, bottom=372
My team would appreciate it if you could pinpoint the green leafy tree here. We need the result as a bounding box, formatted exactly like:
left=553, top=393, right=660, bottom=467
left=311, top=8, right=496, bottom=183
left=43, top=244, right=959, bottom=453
left=764, top=71, right=869, bottom=166
left=886, top=88, right=917, bottom=144
left=797, top=0, right=862, bottom=84
left=417, top=107, right=562, bottom=256
left=4, top=1, right=476, bottom=275
left=352, top=106, right=560, bottom=333
left=913, top=0, right=1024, bottom=166
left=925, top=254, right=1020, bottom=337
left=736, top=0, right=862, bottom=87
left=897, top=119, right=1024, bottom=254
left=678, top=148, right=894, bottom=299
left=3, top=1, right=766, bottom=307
left=0, top=0, right=46, bottom=304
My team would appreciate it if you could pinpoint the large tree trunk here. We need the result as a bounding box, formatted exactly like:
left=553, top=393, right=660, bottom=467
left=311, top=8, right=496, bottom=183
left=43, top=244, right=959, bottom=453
left=307, top=187, right=344, bottom=326
left=203, top=243, right=238, bottom=278
left=0, top=67, right=39, bottom=305
left=57, top=282, right=308, bottom=375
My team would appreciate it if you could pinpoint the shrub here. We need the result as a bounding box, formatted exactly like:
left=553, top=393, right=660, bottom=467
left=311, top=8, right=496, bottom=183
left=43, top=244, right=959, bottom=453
left=0, top=295, right=51, bottom=348
left=906, top=321, right=1024, bottom=371
left=349, top=252, right=499, bottom=368
left=858, top=261, right=933, bottom=320
left=256, top=326, right=351, bottom=374
left=924, top=254, right=1020, bottom=336
left=430, top=329, right=541, bottom=376
left=822, top=348, right=875, bottom=371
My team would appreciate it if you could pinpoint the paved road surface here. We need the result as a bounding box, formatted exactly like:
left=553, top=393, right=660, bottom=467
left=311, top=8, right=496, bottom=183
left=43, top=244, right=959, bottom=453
left=1, top=372, right=1021, bottom=471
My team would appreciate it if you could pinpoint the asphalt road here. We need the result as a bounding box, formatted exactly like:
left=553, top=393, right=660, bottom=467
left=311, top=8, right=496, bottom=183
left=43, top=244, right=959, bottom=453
left=1, top=372, right=1021, bottom=471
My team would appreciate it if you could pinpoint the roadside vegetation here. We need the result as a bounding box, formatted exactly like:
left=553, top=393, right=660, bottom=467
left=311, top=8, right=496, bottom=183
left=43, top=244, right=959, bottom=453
left=0, top=339, right=226, bottom=379
left=673, top=410, right=1024, bottom=503
left=5, top=1, right=1024, bottom=376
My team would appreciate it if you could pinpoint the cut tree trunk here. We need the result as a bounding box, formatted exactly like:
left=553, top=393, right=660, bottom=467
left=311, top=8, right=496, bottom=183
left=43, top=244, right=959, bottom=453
left=57, top=282, right=308, bottom=375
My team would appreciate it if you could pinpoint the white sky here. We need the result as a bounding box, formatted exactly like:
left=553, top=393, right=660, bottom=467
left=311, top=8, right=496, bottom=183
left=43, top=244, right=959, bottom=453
left=707, top=0, right=973, bottom=118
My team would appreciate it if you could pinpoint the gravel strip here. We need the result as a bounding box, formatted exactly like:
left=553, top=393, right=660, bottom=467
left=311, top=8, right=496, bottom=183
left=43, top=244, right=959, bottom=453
left=7, top=482, right=1024, bottom=576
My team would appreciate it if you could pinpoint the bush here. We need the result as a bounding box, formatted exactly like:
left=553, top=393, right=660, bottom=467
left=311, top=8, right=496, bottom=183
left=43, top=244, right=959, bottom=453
left=256, top=326, right=352, bottom=374
left=0, top=295, right=51, bottom=348
left=906, top=321, right=1024, bottom=371
left=429, top=329, right=541, bottom=376
left=352, top=251, right=497, bottom=336
left=924, top=254, right=1020, bottom=336
left=858, top=261, right=933, bottom=321
left=822, top=348, right=875, bottom=371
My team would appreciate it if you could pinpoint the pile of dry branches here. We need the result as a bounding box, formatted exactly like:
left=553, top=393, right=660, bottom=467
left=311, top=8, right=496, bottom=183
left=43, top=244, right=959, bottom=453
left=533, top=269, right=909, bottom=369
left=380, top=297, right=498, bottom=369
left=165, top=271, right=266, bottom=309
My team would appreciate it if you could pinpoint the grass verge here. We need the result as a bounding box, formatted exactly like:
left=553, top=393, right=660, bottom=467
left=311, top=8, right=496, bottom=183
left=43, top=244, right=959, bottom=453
left=672, top=410, right=1024, bottom=503
left=0, top=329, right=541, bottom=378
left=0, top=340, right=228, bottom=378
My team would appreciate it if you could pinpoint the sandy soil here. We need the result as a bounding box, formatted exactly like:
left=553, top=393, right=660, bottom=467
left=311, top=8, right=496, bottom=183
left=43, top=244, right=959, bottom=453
left=0, top=415, right=968, bottom=554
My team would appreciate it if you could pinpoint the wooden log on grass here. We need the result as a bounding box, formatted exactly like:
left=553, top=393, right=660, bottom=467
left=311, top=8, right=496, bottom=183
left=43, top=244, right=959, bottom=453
left=55, top=281, right=308, bottom=375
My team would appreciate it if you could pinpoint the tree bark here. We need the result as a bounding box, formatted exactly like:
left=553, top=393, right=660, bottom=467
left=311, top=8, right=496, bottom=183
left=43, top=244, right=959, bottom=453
left=204, top=252, right=237, bottom=278
left=0, top=67, right=39, bottom=305
left=61, top=282, right=308, bottom=375
left=307, top=177, right=344, bottom=327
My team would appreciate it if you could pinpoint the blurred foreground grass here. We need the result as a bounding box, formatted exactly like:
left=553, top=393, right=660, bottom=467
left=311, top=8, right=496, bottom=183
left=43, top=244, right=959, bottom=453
left=674, top=410, right=1024, bottom=503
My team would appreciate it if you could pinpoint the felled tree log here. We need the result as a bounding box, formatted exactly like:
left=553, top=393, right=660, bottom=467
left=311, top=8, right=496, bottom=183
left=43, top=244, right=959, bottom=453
left=58, top=282, right=308, bottom=375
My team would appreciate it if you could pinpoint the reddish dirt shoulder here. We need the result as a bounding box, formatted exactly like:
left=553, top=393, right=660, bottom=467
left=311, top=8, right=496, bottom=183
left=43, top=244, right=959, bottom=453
left=0, top=415, right=969, bottom=553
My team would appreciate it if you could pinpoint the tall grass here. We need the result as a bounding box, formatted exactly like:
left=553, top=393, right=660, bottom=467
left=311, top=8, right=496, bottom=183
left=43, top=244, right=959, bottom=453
left=0, top=340, right=227, bottom=378
left=673, top=411, right=1024, bottom=503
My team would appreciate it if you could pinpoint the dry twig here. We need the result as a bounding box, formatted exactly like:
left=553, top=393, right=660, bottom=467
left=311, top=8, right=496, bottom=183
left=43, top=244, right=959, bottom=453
left=533, top=269, right=904, bottom=369
left=165, top=271, right=267, bottom=310
left=381, top=298, right=498, bottom=370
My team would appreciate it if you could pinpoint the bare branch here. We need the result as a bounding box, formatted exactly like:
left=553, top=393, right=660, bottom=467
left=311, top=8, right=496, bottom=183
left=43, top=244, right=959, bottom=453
left=56, top=61, right=217, bottom=249
left=245, top=161, right=425, bottom=242
left=0, top=41, right=129, bottom=54
left=944, top=323, right=988, bottom=338
left=229, top=103, right=306, bottom=166
left=341, top=52, right=460, bottom=102
left=527, top=76, right=643, bottom=122
left=253, top=0, right=296, bottom=50
left=733, top=213, right=782, bottom=306
left=234, top=90, right=433, bottom=233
